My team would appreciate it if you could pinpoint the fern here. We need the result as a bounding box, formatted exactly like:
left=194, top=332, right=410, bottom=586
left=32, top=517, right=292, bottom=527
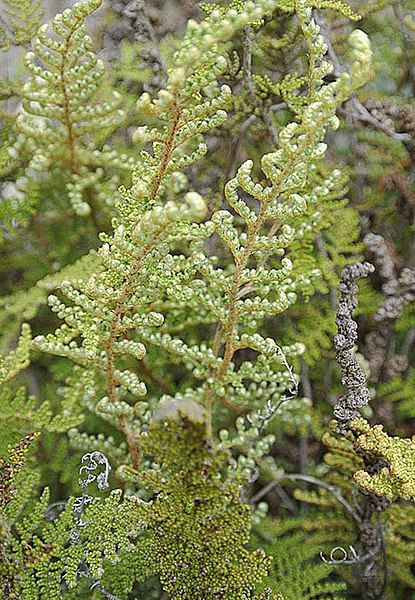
left=16, top=0, right=127, bottom=219
left=253, top=522, right=346, bottom=599
left=0, top=433, right=39, bottom=599
left=0, top=0, right=44, bottom=48
left=3, top=0, right=415, bottom=597
left=292, top=424, right=415, bottom=596
left=0, top=251, right=100, bottom=351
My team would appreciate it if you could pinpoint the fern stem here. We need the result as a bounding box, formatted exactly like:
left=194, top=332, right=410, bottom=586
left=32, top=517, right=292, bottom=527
left=103, top=101, right=182, bottom=466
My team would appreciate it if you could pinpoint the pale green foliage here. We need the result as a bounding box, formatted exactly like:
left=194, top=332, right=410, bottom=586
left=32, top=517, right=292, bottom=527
left=351, top=417, right=415, bottom=501
left=125, top=0, right=282, bottom=208
left=25, top=5, right=375, bottom=596
left=0, top=323, right=31, bottom=384
left=16, top=0, right=128, bottom=217
left=0, top=0, right=44, bottom=48
left=34, top=0, right=314, bottom=463
left=2, top=0, right=404, bottom=597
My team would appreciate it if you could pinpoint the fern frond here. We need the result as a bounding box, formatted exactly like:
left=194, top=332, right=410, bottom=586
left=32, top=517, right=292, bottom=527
left=0, top=323, right=31, bottom=384
left=253, top=522, right=346, bottom=599
left=16, top=0, right=126, bottom=218
left=2, top=0, right=44, bottom=46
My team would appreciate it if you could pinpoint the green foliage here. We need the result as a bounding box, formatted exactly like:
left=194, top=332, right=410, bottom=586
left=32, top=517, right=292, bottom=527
left=0, top=251, right=100, bottom=350
left=0, top=433, right=39, bottom=599
left=1, top=0, right=415, bottom=597
left=0, top=0, right=44, bottom=48
left=0, top=383, right=83, bottom=454
left=253, top=522, right=346, bottom=599
left=134, top=416, right=272, bottom=599
left=293, top=421, right=415, bottom=595
left=0, top=432, right=37, bottom=508
left=16, top=0, right=128, bottom=218
left=14, top=490, right=144, bottom=599
left=350, top=418, right=415, bottom=501
left=0, top=323, right=31, bottom=384
left=379, top=369, right=415, bottom=418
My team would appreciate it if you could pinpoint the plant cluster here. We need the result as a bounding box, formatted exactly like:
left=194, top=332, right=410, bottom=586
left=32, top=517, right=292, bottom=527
left=1, top=0, right=415, bottom=598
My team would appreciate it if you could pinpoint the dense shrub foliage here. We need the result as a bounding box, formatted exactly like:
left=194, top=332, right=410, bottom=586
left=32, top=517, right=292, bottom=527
left=1, top=0, right=415, bottom=598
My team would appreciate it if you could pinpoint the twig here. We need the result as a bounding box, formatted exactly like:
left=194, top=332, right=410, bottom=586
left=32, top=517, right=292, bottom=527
left=315, top=11, right=412, bottom=145
left=139, top=358, right=173, bottom=395
left=225, top=102, right=287, bottom=181
left=273, top=483, right=298, bottom=515
left=249, top=473, right=362, bottom=523
left=246, top=345, right=299, bottom=434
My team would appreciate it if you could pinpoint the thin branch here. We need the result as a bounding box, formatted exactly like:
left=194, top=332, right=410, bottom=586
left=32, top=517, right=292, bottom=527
left=225, top=88, right=286, bottom=189
left=139, top=358, right=174, bottom=395
left=315, top=11, right=412, bottom=145
left=249, top=473, right=362, bottom=523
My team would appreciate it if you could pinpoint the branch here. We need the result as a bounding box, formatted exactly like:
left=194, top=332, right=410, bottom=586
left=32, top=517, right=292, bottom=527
left=314, top=11, right=412, bottom=145
left=250, top=473, right=362, bottom=523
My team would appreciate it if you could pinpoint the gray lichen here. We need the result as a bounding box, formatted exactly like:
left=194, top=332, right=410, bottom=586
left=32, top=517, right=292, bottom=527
left=334, top=262, right=375, bottom=432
